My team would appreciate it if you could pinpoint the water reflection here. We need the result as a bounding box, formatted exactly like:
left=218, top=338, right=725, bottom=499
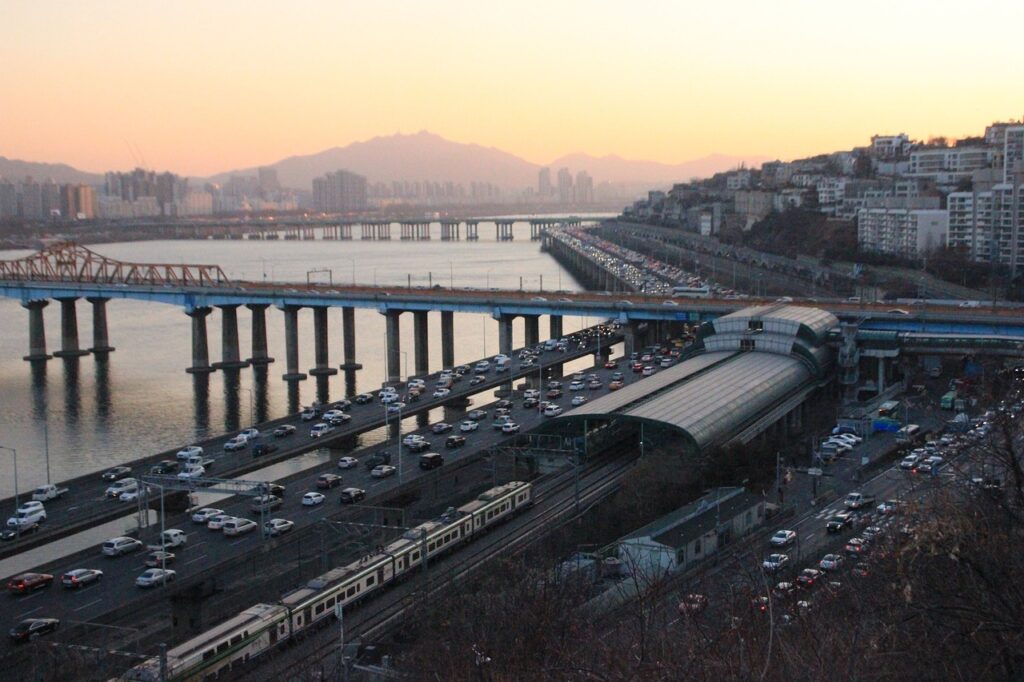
left=29, top=359, right=48, bottom=421
left=286, top=381, right=300, bottom=415
left=62, top=357, right=81, bottom=425
left=192, top=373, right=210, bottom=433
left=315, top=375, right=330, bottom=405
left=343, top=369, right=357, bottom=399
left=223, top=369, right=241, bottom=432
left=253, top=366, right=270, bottom=424
left=94, top=355, right=112, bottom=425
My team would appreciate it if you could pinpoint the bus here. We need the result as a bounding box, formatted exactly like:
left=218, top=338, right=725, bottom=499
left=878, top=400, right=900, bottom=418
left=671, top=285, right=711, bottom=299
left=940, top=391, right=957, bottom=410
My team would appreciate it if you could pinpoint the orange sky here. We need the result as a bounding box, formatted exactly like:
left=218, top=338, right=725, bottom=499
left=1, top=0, right=1022, bottom=176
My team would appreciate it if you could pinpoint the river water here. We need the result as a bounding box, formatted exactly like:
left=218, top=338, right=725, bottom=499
left=0, top=218, right=615, bottom=496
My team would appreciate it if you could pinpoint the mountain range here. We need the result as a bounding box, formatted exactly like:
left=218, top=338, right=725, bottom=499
left=2, top=131, right=769, bottom=190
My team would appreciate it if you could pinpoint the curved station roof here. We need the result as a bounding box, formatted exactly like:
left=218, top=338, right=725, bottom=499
left=558, top=305, right=837, bottom=452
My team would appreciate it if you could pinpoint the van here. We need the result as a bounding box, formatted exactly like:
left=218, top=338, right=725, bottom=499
left=419, top=453, right=444, bottom=470
left=543, top=339, right=558, bottom=351
left=495, top=358, right=511, bottom=373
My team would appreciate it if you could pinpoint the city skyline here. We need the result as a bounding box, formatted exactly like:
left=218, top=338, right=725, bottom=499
left=2, top=1, right=1022, bottom=176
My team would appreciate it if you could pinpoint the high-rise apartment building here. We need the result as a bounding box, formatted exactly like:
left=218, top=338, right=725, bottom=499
left=258, top=167, right=280, bottom=194
left=575, top=170, right=594, bottom=204
left=312, top=170, right=368, bottom=212
left=0, top=180, right=17, bottom=218
left=60, top=184, right=96, bottom=219
left=948, top=169, right=1024, bottom=273
left=857, top=202, right=948, bottom=258
left=557, top=168, right=573, bottom=204
left=1003, top=127, right=1024, bottom=182
left=538, top=168, right=552, bottom=198
left=18, top=178, right=42, bottom=219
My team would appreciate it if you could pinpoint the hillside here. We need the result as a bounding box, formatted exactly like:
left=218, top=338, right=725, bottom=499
left=0, top=156, right=103, bottom=185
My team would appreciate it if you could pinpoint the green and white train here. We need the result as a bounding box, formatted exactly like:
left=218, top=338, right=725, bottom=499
left=121, top=481, right=533, bottom=681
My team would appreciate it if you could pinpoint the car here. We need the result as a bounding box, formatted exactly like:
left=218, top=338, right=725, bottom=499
left=796, top=568, right=823, bottom=588
left=176, top=466, right=205, bottom=481
left=0, top=523, right=40, bottom=541
left=303, top=492, right=326, bottom=506
left=751, top=596, right=770, bottom=613
left=773, top=581, right=797, bottom=597
left=569, top=381, right=586, bottom=392
left=310, top=423, right=335, bottom=438
left=851, top=562, right=870, bottom=577
left=474, top=361, right=490, bottom=373
left=7, top=572, right=54, bottom=594
left=301, top=406, right=321, bottom=421
left=119, top=486, right=151, bottom=502
left=337, top=456, right=359, bottom=470
left=571, top=395, right=588, bottom=407
left=144, top=551, right=175, bottom=568
left=432, top=422, right=453, bottom=434
left=900, top=453, right=921, bottom=470
left=445, top=435, right=467, bottom=448
left=101, top=466, right=132, bottom=482
left=105, top=478, right=138, bottom=499
left=102, top=536, right=143, bottom=557
left=239, top=428, right=259, bottom=440
left=546, top=388, right=562, bottom=399
left=386, top=402, right=406, bottom=414
left=523, top=397, right=540, bottom=409
left=407, top=440, right=431, bottom=453
left=176, top=446, right=203, bottom=460
left=501, top=421, right=521, bottom=434
left=770, top=530, right=797, bottom=547
left=844, top=538, right=867, bottom=556
left=470, top=376, right=486, bottom=386
left=547, top=380, right=562, bottom=389
left=223, top=436, right=249, bottom=451
left=371, top=464, right=397, bottom=478
left=403, top=433, right=426, bottom=446
left=677, top=593, right=708, bottom=615
left=761, top=553, right=789, bottom=573
left=611, top=371, right=624, bottom=381
left=191, top=508, right=224, bottom=523
left=543, top=405, right=563, bottom=417
left=340, top=487, right=366, bottom=504
left=354, top=393, right=374, bottom=405
left=495, top=399, right=513, bottom=410
left=818, top=554, right=844, bottom=571
left=150, top=460, right=179, bottom=475
left=264, top=518, right=294, bottom=536
left=251, top=495, right=283, bottom=512
left=877, top=500, right=902, bottom=514
left=826, top=511, right=854, bottom=533
left=223, top=518, right=258, bottom=536
left=460, top=420, right=479, bottom=432
left=380, top=392, right=399, bottom=404
left=468, top=409, right=487, bottom=421
left=604, top=360, right=618, bottom=369
left=523, top=389, right=540, bottom=400
left=325, top=412, right=351, bottom=426
left=609, top=380, right=624, bottom=391
left=317, top=473, right=343, bottom=489
left=60, top=568, right=104, bottom=589
left=9, top=618, right=59, bottom=643
left=331, top=399, right=352, bottom=411
left=206, top=514, right=236, bottom=530
left=588, top=379, right=602, bottom=390
left=432, top=388, right=451, bottom=398
left=136, top=568, right=176, bottom=588
left=863, top=525, right=884, bottom=540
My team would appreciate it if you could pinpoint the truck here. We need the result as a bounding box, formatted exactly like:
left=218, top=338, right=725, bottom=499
left=843, top=492, right=877, bottom=510
left=147, top=529, right=187, bottom=551
left=31, top=484, right=69, bottom=502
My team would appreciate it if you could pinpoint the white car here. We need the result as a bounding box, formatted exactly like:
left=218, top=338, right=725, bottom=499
left=408, top=379, right=426, bottom=390
left=371, top=465, right=397, bottom=478
left=403, top=433, right=426, bottom=446
left=433, top=388, right=451, bottom=398
left=832, top=434, right=860, bottom=446
left=136, top=568, right=176, bottom=588
left=543, top=405, right=563, bottom=417
left=460, top=420, right=479, bottom=432
left=380, top=392, right=399, bottom=404
left=523, top=389, right=540, bottom=400
left=336, top=456, right=359, bottom=470
left=386, top=402, right=406, bottom=414
left=206, top=514, right=235, bottom=531
left=222, top=518, right=257, bottom=536
left=310, top=423, right=334, bottom=438
left=102, top=536, right=143, bottom=557
left=239, top=428, right=260, bottom=441
left=176, top=446, right=203, bottom=460
left=223, top=436, right=249, bottom=451
left=819, top=554, right=844, bottom=571
left=177, top=466, right=205, bottom=480
left=322, top=409, right=346, bottom=422
left=105, top=479, right=139, bottom=499
left=770, top=530, right=797, bottom=547
left=302, top=492, right=326, bottom=506
left=474, top=361, right=490, bottom=373
left=571, top=396, right=588, bottom=407
left=264, top=518, right=294, bottom=536
left=191, top=508, right=223, bottom=523
left=569, top=381, right=586, bottom=392
left=119, top=487, right=151, bottom=503
left=501, top=421, right=521, bottom=434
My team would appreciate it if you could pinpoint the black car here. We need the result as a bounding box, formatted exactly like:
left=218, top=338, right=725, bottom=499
left=101, top=466, right=132, bottom=482
left=495, top=399, right=513, bottom=410
left=317, top=474, right=343, bottom=490
left=273, top=424, right=296, bottom=437
left=252, top=442, right=279, bottom=458
left=407, top=440, right=431, bottom=453
left=445, top=435, right=467, bottom=448
left=150, top=460, right=179, bottom=475
left=9, top=618, right=59, bottom=643
left=826, top=512, right=854, bottom=533
left=1, top=523, right=40, bottom=541
left=364, top=452, right=391, bottom=469
left=419, top=453, right=444, bottom=470
left=523, top=397, right=540, bottom=409
left=340, top=488, right=366, bottom=504
left=354, top=393, right=374, bottom=405
left=431, top=422, right=453, bottom=434
left=331, top=400, right=352, bottom=411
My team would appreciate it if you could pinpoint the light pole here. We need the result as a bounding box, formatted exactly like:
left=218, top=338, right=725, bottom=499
left=239, top=386, right=255, bottom=427
left=147, top=481, right=168, bottom=573
left=0, top=446, right=19, bottom=528
left=400, top=351, right=409, bottom=383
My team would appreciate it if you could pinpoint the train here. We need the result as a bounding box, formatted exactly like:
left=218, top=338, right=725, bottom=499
left=121, top=480, right=534, bottom=681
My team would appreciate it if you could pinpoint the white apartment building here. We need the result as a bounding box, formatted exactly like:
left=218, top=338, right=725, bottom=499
left=857, top=204, right=948, bottom=258
left=816, top=178, right=847, bottom=213
left=725, top=170, right=751, bottom=191
left=1003, top=127, right=1024, bottom=182
left=870, top=134, right=911, bottom=159
left=909, top=146, right=995, bottom=179
left=948, top=174, right=1024, bottom=273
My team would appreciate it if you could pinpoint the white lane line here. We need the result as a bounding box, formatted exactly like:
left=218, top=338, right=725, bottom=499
left=74, top=598, right=102, bottom=612
left=17, top=591, right=44, bottom=601
left=17, top=606, right=41, bottom=619
left=184, top=554, right=207, bottom=566
left=230, top=538, right=247, bottom=546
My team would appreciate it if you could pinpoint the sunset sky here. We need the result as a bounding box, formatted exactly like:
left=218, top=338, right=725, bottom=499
left=1, top=0, right=1022, bottom=176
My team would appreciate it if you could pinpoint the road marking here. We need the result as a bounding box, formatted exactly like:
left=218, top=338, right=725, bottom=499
left=74, top=598, right=102, bottom=612
left=17, top=590, right=44, bottom=601
left=230, top=538, right=247, bottom=546
left=17, top=607, right=41, bottom=619
left=184, top=554, right=207, bottom=565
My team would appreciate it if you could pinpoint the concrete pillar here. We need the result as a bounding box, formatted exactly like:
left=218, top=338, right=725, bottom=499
left=339, top=306, right=362, bottom=370
left=441, top=310, right=455, bottom=370
left=497, top=314, right=514, bottom=357
left=309, top=307, right=338, bottom=375
left=384, top=310, right=402, bottom=383
left=22, top=300, right=51, bottom=361
left=86, top=297, right=115, bottom=353
left=549, top=315, right=563, bottom=341
left=281, top=305, right=307, bottom=381
left=185, top=307, right=215, bottom=374
left=524, top=315, right=540, bottom=348
left=877, top=356, right=886, bottom=394
left=413, top=310, right=429, bottom=377
left=54, top=297, right=89, bottom=357
left=622, top=323, right=638, bottom=358
left=246, top=303, right=274, bottom=365
left=214, top=304, right=249, bottom=369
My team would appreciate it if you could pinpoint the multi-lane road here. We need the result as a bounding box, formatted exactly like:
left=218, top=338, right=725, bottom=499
left=0, top=344, right=661, bottom=658
left=0, top=327, right=621, bottom=559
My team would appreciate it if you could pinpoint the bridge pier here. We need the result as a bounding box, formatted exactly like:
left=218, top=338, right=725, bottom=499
left=524, top=315, right=540, bottom=348
left=496, top=220, right=514, bottom=241
left=339, top=306, right=362, bottom=370
left=214, top=304, right=250, bottom=369
left=548, top=314, right=564, bottom=378
left=441, top=310, right=455, bottom=370
left=465, top=220, right=479, bottom=240
left=86, top=297, right=115, bottom=354
left=185, top=307, right=215, bottom=374
left=414, top=311, right=429, bottom=376
left=281, top=305, right=307, bottom=381
left=246, top=304, right=274, bottom=365
left=22, top=300, right=52, bottom=361
left=309, top=306, right=338, bottom=376
left=384, top=310, right=402, bottom=383
left=53, top=297, right=90, bottom=358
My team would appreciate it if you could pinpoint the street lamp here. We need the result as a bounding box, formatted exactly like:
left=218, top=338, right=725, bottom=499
left=400, top=351, right=409, bottom=382
left=0, top=446, right=19, bottom=528
left=146, top=481, right=168, bottom=573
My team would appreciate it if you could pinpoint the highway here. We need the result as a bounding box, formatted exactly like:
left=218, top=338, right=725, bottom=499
left=0, top=345, right=656, bottom=661
left=0, top=326, right=621, bottom=559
